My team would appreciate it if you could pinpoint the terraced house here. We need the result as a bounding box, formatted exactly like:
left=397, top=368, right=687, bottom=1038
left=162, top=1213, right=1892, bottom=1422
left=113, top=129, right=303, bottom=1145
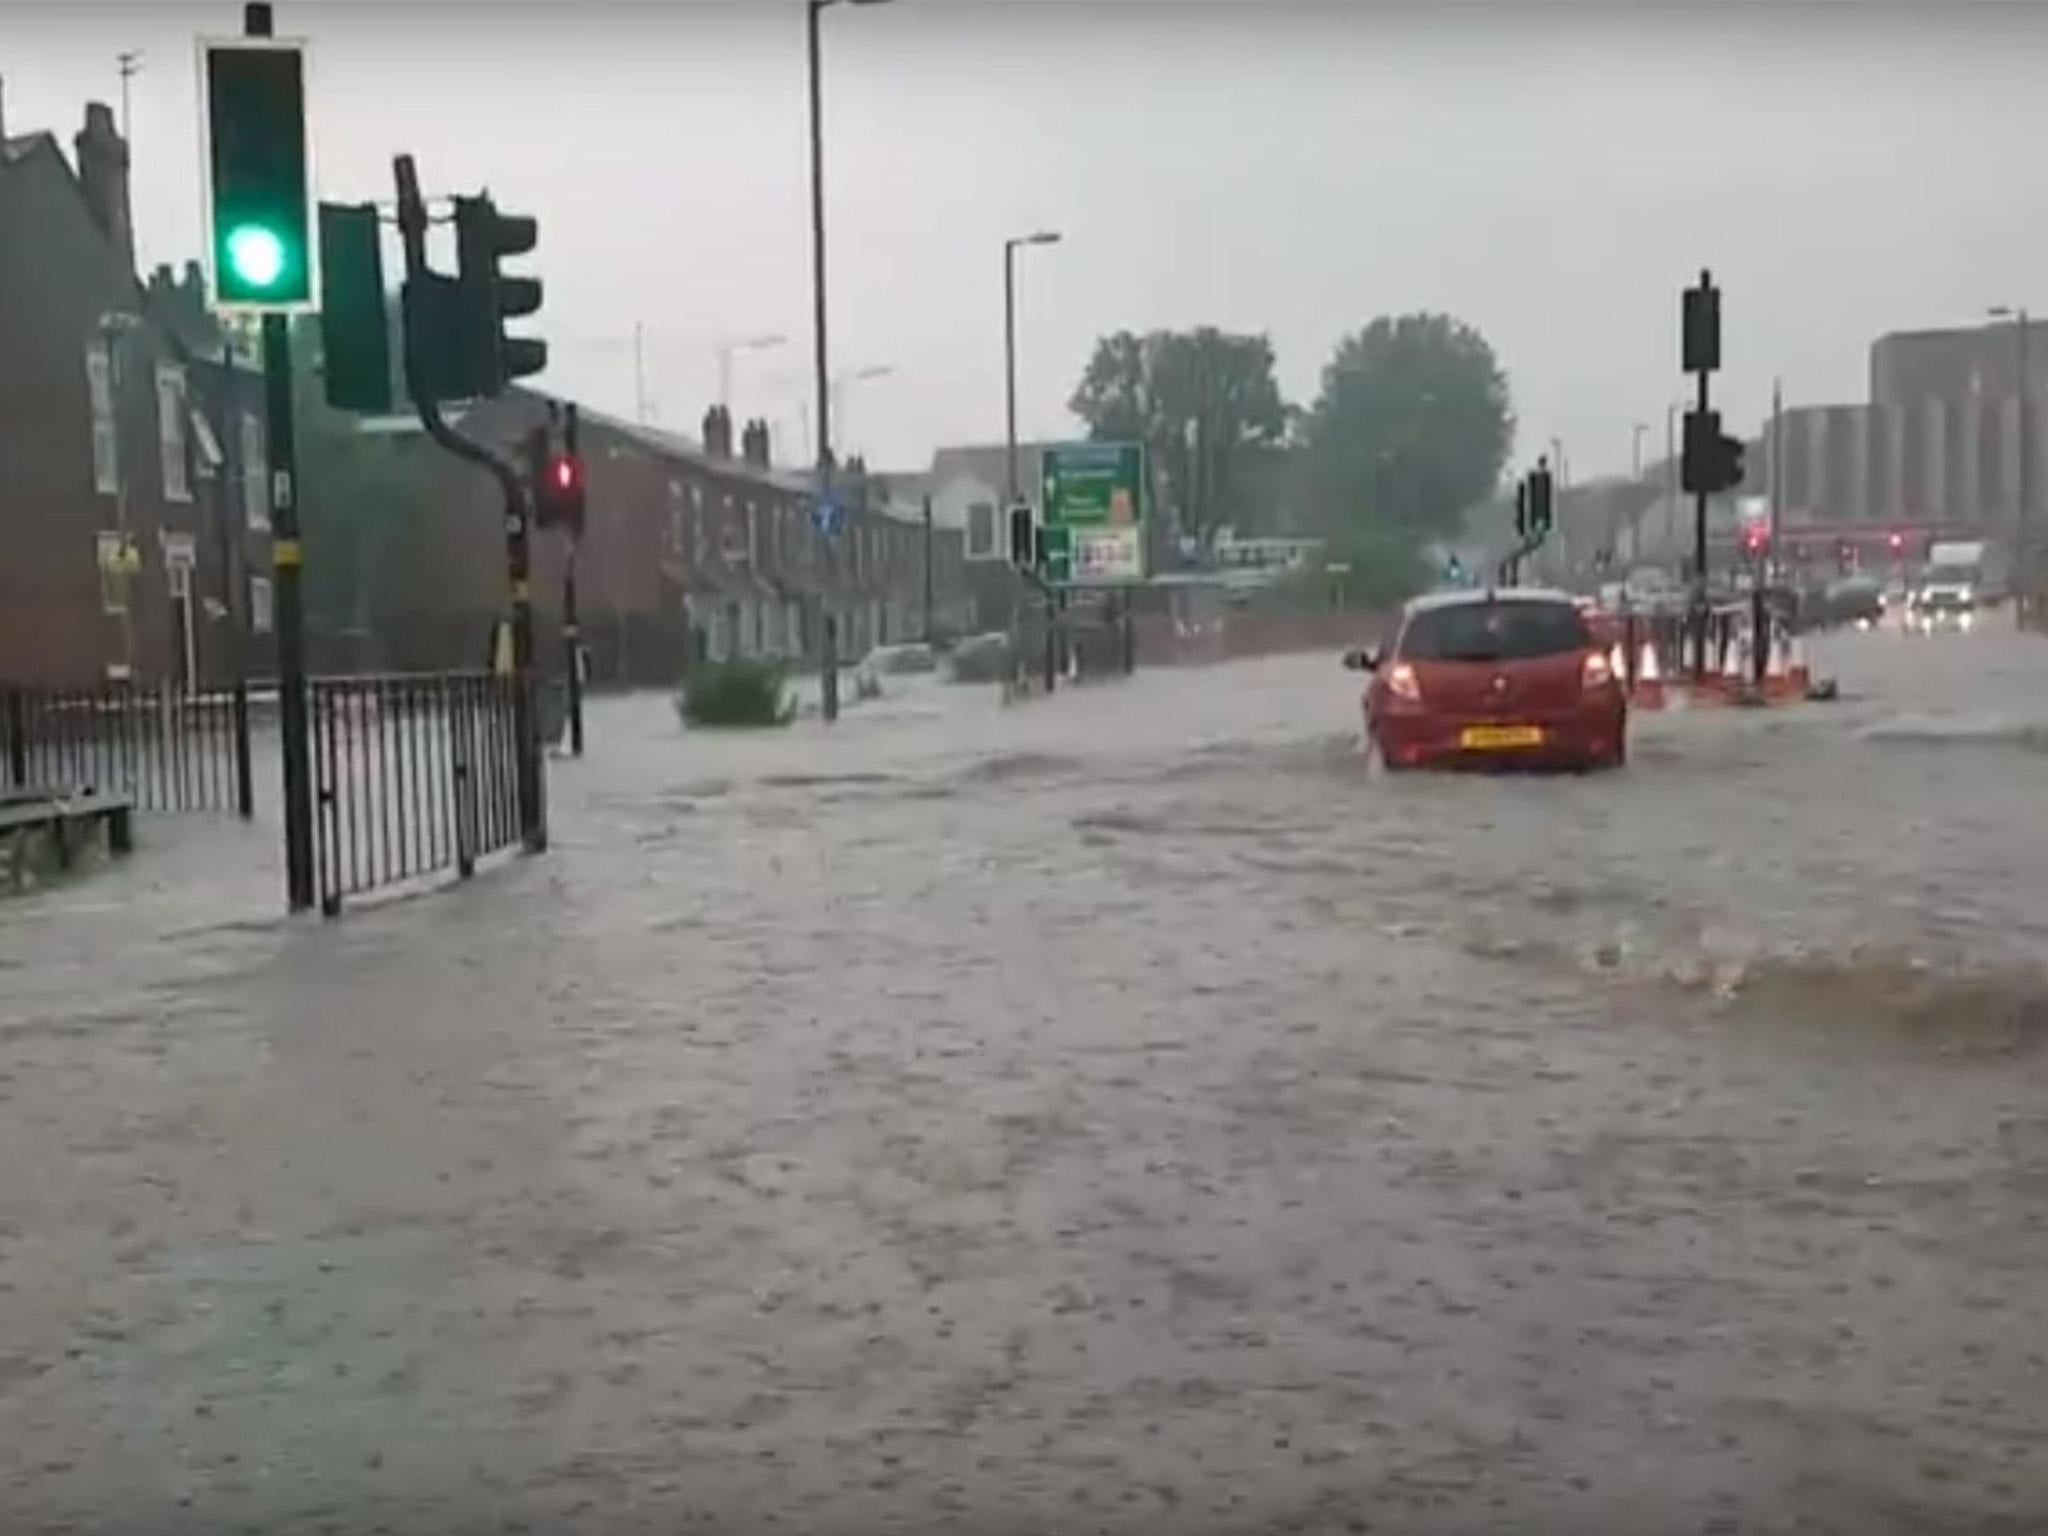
left=0, top=90, right=272, bottom=690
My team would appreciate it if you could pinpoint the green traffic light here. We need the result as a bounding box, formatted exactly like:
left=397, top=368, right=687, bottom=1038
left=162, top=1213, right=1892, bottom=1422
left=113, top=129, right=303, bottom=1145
left=225, top=223, right=288, bottom=290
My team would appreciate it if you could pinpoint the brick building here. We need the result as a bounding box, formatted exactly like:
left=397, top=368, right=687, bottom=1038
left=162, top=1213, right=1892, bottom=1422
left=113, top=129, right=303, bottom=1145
left=0, top=93, right=272, bottom=689
left=294, top=392, right=966, bottom=687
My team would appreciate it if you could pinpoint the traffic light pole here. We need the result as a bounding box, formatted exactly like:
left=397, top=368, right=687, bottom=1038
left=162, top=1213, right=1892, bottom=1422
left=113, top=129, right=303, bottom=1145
left=394, top=153, right=544, bottom=853
left=1691, top=365, right=1710, bottom=682
left=238, top=1, right=315, bottom=910
left=264, top=312, right=315, bottom=910
left=562, top=406, right=585, bottom=758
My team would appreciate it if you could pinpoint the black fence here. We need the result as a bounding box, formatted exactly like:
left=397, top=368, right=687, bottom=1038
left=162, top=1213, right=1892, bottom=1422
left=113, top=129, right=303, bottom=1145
left=308, top=672, right=529, bottom=915
left=2, top=683, right=253, bottom=816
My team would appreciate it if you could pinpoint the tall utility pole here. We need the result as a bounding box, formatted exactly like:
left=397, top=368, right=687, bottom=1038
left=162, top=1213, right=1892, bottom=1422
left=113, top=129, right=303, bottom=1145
left=921, top=492, right=934, bottom=641
left=116, top=51, right=143, bottom=143
left=1632, top=422, right=1647, bottom=481
left=1769, top=377, right=1784, bottom=582
left=632, top=321, right=648, bottom=424
left=718, top=333, right=787, bottom=412
left=806, top=0, right=883, bottom=723
left=1993, top=306, right=2032, bottom=599
left=1665, top=401, right=1680, bottom=560
left=1003, top=230, right=1062, bottom=505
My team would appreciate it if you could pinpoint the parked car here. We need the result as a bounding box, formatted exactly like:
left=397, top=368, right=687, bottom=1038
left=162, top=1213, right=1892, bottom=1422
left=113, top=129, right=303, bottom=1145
left=944, top=632, right=1014, bottom=684
left=853, top=642, right=939, bottom=699
left=1344, top=588, right=1626, bottom=771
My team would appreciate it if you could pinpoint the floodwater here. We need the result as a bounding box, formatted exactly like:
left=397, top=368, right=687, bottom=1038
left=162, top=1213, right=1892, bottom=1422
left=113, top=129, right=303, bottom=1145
left=2, top=621, right=2046, bottom=1534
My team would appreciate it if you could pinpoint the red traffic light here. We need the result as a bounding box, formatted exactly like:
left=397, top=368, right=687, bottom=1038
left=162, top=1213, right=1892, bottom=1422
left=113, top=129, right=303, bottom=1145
left=551, top=456, right=577, bottom=491
left=1888, top=531, right=1904, bottom=552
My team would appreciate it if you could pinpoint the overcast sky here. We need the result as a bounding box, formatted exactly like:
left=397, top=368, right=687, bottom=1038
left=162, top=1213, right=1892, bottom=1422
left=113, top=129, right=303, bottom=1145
left=6, top=1, right=2046, bottom=481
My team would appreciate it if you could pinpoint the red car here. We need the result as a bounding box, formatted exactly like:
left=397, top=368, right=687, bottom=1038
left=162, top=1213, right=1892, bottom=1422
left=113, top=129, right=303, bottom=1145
left=1346, top=588, right=1627, bottom=771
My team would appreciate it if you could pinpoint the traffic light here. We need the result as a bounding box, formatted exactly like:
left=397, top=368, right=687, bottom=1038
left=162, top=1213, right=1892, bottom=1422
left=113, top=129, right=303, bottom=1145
left=1514, top=480, right=1529, bottom=538
left=1742, top=523, right=1768, bottom=557
left=522, top=423, right=586, bottom=535
left=1009, top=502, right=1036, bottom=569
left=318, top=202, right=393, bottom=412
left=1444, top=553, right=1467, bottom=585
left=1888, top=531, right=1905, bottom=555
left=452, top=194, right=546, bottom=398
left=1527, top=461, right=1554, bottom=535
left=202, top=40, right=313, bottom=309
left=1682, top=271, right=1721, bottom=374
left=1681, top=408, right=1746, bottom=494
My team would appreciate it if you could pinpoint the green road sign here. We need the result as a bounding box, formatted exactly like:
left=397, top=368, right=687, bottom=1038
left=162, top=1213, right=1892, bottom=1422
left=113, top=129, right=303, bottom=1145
left=1041, top=441, right=1146, bottom=584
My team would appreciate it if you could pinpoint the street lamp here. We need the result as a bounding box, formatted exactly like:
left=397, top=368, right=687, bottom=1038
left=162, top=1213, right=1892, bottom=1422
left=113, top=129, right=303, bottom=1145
left=830, top=364, right=894, bottom=455
left=1989, top=304, right=2031, bottom=594
left=1004, top=230, right=1063, bottom=507
left=806, top=0, right=892, bottom=721
left=717, top=332, right=788, bottom=413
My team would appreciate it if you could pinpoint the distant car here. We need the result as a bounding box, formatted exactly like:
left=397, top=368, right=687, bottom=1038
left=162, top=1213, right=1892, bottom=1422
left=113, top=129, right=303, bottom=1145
left=852, top=642, right=939, bottom=700
left=1345, top=588, right=1627, bottom=771
left=943, top=632, right=1014, bottom=684
left=1907, top=582, right=1977, bottom=633
left=1820, top=576, right=1885, bottom=629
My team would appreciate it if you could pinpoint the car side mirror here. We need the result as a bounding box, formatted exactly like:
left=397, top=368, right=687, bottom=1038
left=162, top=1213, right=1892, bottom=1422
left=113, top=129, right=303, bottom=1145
left=1341, top=647, right=1378, bottom=672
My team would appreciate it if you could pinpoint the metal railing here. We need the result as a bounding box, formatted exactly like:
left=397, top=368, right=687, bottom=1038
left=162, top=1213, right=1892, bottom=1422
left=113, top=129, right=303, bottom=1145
left=308, top=672, right=528, bottom=915
left=2, top=682, right=253, bottom=816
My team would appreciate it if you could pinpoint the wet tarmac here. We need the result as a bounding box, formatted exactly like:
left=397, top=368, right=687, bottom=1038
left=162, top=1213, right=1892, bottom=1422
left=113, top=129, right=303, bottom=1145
left=2, top=620, right=2046, bottom=1534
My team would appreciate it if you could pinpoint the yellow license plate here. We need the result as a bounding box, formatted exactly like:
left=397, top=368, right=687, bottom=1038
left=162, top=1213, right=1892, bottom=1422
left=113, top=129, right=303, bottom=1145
left=1460, top=724, right=1543, bottom=750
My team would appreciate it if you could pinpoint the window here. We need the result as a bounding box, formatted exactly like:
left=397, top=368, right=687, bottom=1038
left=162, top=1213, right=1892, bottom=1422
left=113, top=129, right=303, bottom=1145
left=1398, top=600, right=1591, bottom=662
left=156, top=363, right=191, bottom=504
left=163, top=532, right=196, bottom=600
left=96, top=531, right=131, bottom=614
left=248, top=575, right=274, bottom=635
left=690, top=484, right=710, bottom=568
left=86, top=342, right=118, bottom=496
left=667, top=479, right=686, bottom=559
left=241, top=411, right=269, bottom=531
left=746, top=500, right=760, bottom=568
left=967, top=501, right=997, bottom=560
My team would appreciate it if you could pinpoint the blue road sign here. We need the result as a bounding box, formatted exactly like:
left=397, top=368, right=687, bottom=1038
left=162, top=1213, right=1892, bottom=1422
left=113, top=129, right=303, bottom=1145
left=812, top=498, right=844, bottom=538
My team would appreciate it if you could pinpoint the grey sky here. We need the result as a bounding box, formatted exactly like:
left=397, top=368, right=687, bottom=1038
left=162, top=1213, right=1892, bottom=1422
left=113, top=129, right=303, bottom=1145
left=5, top=2, right=2045, bottom=483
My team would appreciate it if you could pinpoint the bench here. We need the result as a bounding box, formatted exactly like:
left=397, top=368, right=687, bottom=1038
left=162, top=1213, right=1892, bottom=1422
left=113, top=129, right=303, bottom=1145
left=0, top=787, right=135, bottom=873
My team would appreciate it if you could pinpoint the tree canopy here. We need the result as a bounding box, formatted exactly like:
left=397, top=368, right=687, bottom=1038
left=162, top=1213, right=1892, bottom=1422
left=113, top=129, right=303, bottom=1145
left=1068, top=327, right=1287, bottom=549
left=1304, top=313, right=1513, bottom=545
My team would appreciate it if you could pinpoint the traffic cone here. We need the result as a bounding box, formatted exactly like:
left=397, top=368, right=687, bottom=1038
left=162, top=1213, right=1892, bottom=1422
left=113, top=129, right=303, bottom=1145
left=1634, top=639, right=1665, bottom=710
left=1609, top=640, right=1628, bottom=684
left=1764, top=622, right=1793, bottom=699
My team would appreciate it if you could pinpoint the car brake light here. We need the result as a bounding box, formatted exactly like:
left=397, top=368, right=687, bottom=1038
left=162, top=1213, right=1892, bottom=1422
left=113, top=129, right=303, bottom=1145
left=1582, top=650, right=1613, bottom=690
left=1385, top=662, right=1421, bottom=702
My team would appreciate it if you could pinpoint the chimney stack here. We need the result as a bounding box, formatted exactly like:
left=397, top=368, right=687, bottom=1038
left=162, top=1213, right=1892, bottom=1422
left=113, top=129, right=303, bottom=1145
left=741, top=417, right=772, bottom=468
left=74, top=102, right=133, bottom=275
left=700, top=404, right=734, bottom=458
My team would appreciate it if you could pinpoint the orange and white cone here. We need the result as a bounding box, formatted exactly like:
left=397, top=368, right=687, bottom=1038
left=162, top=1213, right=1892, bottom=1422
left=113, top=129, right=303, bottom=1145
left=1787, top=630, right=1812, bottom=693
left=1764, top=622, right=1793, bottom=698
left=1634, top=639, right=1666, bottom=709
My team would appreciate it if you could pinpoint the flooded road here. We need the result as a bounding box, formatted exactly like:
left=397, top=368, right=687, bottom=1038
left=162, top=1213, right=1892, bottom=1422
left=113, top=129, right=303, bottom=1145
left=3, top=622, right=2047, bottom=1534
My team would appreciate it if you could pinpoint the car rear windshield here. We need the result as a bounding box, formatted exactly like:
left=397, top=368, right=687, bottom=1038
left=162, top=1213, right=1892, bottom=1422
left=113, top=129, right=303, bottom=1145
left=1398, top=601, right=1591, bottom=662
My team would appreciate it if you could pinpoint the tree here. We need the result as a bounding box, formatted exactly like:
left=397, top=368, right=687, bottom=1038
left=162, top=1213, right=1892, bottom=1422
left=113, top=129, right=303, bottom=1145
left=1069, top=327, right=1287, bottom=551
left=1305, top=314, right=1513, bottom=548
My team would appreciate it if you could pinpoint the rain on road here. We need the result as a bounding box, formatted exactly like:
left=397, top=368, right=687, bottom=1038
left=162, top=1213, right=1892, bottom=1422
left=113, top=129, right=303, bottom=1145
left=2, top=623, right=2046, bottom=1534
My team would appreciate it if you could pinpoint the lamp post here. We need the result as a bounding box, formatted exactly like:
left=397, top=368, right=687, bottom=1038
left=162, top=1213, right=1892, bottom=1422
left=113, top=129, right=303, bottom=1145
left=1003, top=230, right=1062, bottom=507
left=806, top=0, right=890, bottom=721
left=717, top=332, right=787, bottom=414
left=1990, top=305, right=2031, bottom=604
